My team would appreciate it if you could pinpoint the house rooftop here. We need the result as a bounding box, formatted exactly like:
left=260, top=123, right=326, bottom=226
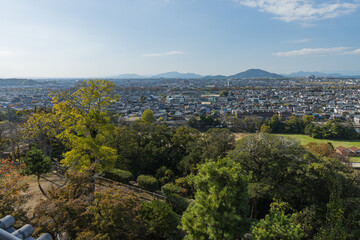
left=336, top=146, right=348, bottom=152
left=348, top=146, right=360, bottom=152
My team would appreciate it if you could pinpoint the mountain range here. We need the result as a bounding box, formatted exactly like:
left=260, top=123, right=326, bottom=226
left=109, top=69, right=284, bottom=79
left=108, top=69, right=360, bottom=80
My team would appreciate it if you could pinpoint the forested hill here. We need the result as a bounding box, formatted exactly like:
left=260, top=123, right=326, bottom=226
left=230, top=69, right=284, bottom=79
left=0, top=78, right=57, bottom=86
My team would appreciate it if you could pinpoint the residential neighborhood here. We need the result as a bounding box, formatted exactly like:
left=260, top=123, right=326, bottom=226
left=1, top=77, right=360, bottom=130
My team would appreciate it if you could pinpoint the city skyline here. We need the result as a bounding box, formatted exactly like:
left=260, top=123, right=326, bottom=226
left=0, top=0, right=360, bottom=77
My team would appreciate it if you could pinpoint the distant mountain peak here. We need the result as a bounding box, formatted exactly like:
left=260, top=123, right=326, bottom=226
left=230, top=69, right=283, bottom=79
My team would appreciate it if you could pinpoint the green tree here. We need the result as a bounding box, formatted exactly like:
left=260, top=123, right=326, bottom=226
left=52, top=79, right=118, bottom=172
left=266, top=114, right=284, bottom=133
left=141, top=109, right=156, bottom=123
left=260, top=124, right=272, bottom=133
left=106, top=125, right=141, bottom=172
left=242, top=116, right=263, bottom=133
left=314, top=178, right=349, bottom=240
left=171, top=127, right=200, bottom=172
left=23, top=147, right=52, bottom=197
left=188, top=116, right=198, bottom=128
left=181, top=158, right=250, bottom=240
left=284, top=116, right=303, bottom=133
left=203, top=128, right=235, bottom=160
left=302, top=115, right=314, bottom=126
left=179, top=128, right=235, bottom=175
left=251, top=200, right=303, bottom=240
left=220, top=90, right=229, bottom=96
left=140, top=200, right=181, bottom=240
left=22, top=112, right=63, bottom=160
left=228, top=134, right=311, bottom=218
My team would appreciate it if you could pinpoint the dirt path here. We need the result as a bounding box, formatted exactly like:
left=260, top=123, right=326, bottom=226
left=23, top=171, right=67, bottom=213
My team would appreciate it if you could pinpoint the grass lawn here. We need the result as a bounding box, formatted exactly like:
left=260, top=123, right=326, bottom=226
left=350, top=157, right=360, bottom=163
left=273, top=134, right=360, bottom=149
left=233, top=133, right=360, bottom=163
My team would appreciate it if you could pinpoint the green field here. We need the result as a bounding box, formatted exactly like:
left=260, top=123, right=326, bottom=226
left=273, top=134, right=360, bottom=148
left=234, top=133, right=360, bottom=162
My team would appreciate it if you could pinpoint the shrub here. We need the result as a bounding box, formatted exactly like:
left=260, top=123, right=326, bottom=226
left=166, top=193, right=190, bottom=215
left=161, top=183, right=182, bottom=196
left=105, top=169, right=134, bottom=184
left=175, top=177, right=193, bottom=198
left=137, top=175, right=158, bottom=192
left=156, top=166, right=175, bottom=186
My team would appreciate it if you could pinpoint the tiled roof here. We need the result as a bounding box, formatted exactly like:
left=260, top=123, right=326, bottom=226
left=348, top=146, right=360, bottom=152
left=0, top=215, right=52, bottom=240
left=336, top=146, right=348, bottom=152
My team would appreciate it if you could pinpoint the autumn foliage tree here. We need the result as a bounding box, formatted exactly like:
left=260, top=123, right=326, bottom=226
left=0, top=159, right=29, bottom=225
left=304, top=142, right=336, bottom=159
left=33, top=170, right=148, bottom=240
left=32, top=170, right=94, bottom=239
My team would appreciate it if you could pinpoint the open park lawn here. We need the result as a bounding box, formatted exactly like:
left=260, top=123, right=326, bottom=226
left=234, top=133, right=360, bottom=163
left=273, top=134, right=360, bottom=148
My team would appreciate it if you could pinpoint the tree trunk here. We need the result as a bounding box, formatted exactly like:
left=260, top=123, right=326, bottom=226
left=250, top=199, right=257, bottom=219
left=16, top=142, right=21, bottom=162
left=37, top=174, right=48, bottom=198
left=11, top=140, right=15, bottom=161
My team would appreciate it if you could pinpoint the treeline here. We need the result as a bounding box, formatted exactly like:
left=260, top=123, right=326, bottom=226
left=1, top=80, right=360, bottom=240
left=189, top=113, right=359, bottom=140
left=189, top=115, right=262, bottom=132
left=260, top=115, right=359, bottom=140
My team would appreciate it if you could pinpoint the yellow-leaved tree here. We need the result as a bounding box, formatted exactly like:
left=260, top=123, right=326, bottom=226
left=52, top=79, right=119, bottom=172
left=22, top=112, right=61, bottom=160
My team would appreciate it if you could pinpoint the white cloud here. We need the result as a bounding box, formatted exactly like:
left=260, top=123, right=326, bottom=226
left=142, top=51, right=185, bottom=57
left=350, top=48, right=360, bottom=54
left=288, top=38, right=311, bottom=43
left=235, top=0, right=359, bottom=22
left=274, top=47, right=352, bottom=56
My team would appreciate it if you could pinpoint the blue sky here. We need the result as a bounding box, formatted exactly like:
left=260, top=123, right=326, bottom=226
left=0, top=0, right=359, bottom=77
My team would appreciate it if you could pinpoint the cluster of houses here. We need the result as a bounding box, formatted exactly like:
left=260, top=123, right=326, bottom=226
left=113, top=80, right=360, bottom=128
left=1, top=77, right=360, bottom=128
left=336, top=146, right=360, bottom=157
left=0, top=88, right=52, bottom=112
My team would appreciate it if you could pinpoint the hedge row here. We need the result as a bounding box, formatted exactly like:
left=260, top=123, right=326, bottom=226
left=105, top=169, right=134, bottom=184
left=161, top=183, right=183, bottom=195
